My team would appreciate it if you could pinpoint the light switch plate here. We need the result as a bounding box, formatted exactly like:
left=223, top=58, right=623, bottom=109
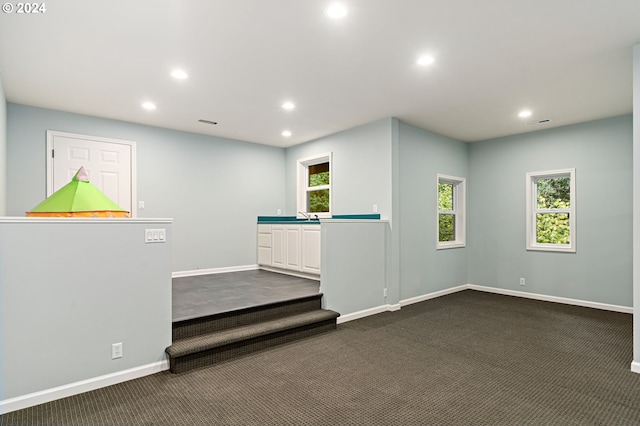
left=145, top=229, right=166, bottom=243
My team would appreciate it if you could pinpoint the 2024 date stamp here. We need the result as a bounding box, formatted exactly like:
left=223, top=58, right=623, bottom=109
left=2, top=2, right=46, bottom=13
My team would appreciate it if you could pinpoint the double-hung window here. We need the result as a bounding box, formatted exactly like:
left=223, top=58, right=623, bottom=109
left=526, top=168, right=576, bottom=252
left=297, top=153, right=332, bottom=218
left=437, top=174, right=466, bottom=249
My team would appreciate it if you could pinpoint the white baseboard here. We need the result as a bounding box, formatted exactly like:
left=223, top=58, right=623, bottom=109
left=337, top=282, right=632, bottom=324
left=631, top=361, right=640, bottom=374
left=172, top=265, right=258, bottom=278
left=467, top=284, right=633, bottom=314
left=337, top=305, right=395, bottom=324
left=260, top=266, right=321, bottom=281
left=399, top=285, right=469, bottom=307
left=387, top=303, right=401, bottom=312
left=0, top=360, right=169, bottom=415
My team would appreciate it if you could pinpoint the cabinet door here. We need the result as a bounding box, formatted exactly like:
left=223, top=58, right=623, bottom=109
left=257, top=247, right=272, bottom=266
left=257, top=233, right=272, bottom=247
left=301, top=226, right=321, bottom=274
left=284, top=225, right=302, bottom=271
left=271, top=226, right=285, bottom=268
left=257, top=225, right=272, bottom=266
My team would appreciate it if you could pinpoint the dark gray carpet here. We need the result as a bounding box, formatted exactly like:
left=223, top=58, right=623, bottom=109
left=3, top=290, right=640, bottom=425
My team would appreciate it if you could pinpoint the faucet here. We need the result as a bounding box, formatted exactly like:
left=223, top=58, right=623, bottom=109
left=298, top=212, right=310, bottom=220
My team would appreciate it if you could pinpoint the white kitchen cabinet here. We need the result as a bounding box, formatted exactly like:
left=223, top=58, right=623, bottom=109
left=271, top=225, right=285, bottom=268
left=284, top=225, right=302, bottom=271
left=257, top=223, right=320, bottom=276
left=257, top=224, right=272, bottom=266
left=301, top=225, right=321, bottom=274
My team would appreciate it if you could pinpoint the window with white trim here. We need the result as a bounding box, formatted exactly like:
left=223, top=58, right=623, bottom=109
left=437, top=174, right=465, bottom=249
left=526, top=168, right=575, bottom=252
left=297, top=153, right=332, bottom=218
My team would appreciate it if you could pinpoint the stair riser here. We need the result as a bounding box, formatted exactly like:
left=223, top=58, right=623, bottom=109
left=173, top=296, right=322, bottom=340
left=170, top=320, right=337, bottom=373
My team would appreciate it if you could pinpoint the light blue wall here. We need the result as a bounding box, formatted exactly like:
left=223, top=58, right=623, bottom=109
left=468, top=115, right=633, bottom=307
left=285, top=118, right=400, bottom=307
left=0, top=75, right=6, bottom=215
left=284, top=118, right=393, bottom=219
left=397, top=122, right=469, bottom=300
left=0, top=219, right=172, bottom=403
left=5, top=102, right=634, bottom=307
left=321, top=220, right=390, bottom=317
left=6, top=104, right=286, bottom=272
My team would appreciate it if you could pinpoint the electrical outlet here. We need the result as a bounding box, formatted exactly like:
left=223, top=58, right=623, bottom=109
left=373, top=204, right=378, bottom=213
left=383, top=288, right=388, bottom=297
left=520, top=278, right=526, bottom=286
left=112, top=342, right=123, bottom=359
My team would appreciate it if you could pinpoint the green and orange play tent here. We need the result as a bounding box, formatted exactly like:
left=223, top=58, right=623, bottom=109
left=27, top=166, right=130, bottom=218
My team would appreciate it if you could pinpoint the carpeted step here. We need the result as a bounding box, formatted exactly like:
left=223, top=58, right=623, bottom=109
left=165, top=294, right=339, bottom=373
left=172, top=293, right=325, bottom=341
left=167, top=309, right=339, bottom=359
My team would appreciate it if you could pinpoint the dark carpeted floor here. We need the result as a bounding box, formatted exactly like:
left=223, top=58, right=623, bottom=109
left=2, top=290, right=640, bottom=425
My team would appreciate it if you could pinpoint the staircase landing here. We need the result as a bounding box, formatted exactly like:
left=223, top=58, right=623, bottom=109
left=173, top=269, right=320, bottom=322
left=167, top=270, right=337, bottom=373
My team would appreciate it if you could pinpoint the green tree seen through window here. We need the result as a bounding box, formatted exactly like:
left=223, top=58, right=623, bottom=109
left=535, top=177, right=570, bottom=244
left=308, top=162, right=330, bottom=213
left=438, top=182, right=454, bottom=242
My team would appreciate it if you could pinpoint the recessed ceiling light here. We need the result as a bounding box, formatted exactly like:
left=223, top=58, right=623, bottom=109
left=170, top=69, right=188, bottom=80
left=518, top=110, right=533, bottom=118
left=282, top=101, right=296, bottom=110
left=326, top=3, right=347, bottom=19
left=282, top=130, right=292, bottom=137
left=417, top=55, right=435, bottom=66
left=142, top=102, right=156, bottom=110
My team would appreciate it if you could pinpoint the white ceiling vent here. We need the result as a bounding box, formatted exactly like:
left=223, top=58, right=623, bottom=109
left=525, top=118, right=552, bottom=126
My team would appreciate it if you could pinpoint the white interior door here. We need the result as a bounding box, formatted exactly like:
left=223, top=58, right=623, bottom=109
left=46, top=131, right=136, bottom=216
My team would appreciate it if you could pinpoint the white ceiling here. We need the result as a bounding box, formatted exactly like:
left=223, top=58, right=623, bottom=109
left=1, top=0, right=639, bottom=148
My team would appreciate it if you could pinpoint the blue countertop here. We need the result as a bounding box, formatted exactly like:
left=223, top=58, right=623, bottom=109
left=257, top=214, right=380, bottom=224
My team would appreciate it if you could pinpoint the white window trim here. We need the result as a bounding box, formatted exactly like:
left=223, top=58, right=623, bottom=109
left=525, top=168, right=576, bottom=252
left=437, top=174, right=466, bottom=249
left=296, top=152, right=332, bottom=219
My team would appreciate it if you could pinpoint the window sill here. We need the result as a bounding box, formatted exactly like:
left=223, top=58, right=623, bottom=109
left=437, top=242, right=466, bottom=250
left=527, top=245, right=575, bottom=253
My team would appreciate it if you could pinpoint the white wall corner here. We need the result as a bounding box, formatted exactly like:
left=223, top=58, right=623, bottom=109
left=387, top=303, right=401, bottom=312
left=400, top=285, right=469, bottom=307
left=337, top=305, right=395, bottom=324
left=632, top=42, right=640, bottom=377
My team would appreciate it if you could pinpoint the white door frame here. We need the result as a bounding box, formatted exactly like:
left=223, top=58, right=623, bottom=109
left=46, top=130, right=138, bottom=217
